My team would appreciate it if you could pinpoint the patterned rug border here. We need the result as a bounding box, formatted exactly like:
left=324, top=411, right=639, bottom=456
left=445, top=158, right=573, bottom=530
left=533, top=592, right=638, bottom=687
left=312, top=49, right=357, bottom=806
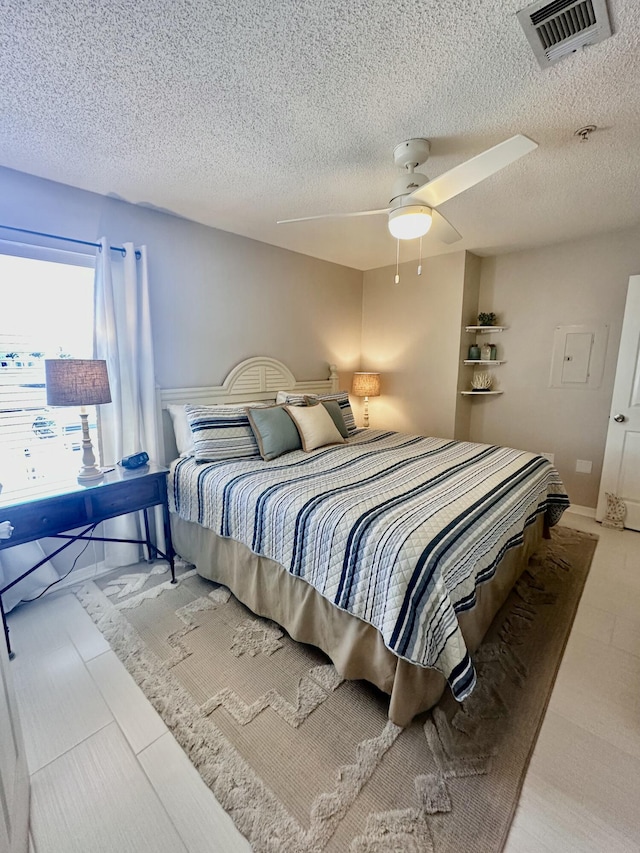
left=76, top=572, right=408, bottom=852
left=75, top=526, right=597, bottom=852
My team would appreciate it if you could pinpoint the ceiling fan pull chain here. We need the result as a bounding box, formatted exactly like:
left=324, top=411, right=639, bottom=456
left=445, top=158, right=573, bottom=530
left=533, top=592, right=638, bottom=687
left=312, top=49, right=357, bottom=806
left=417, top=236, right=423, bottom=276
left=395, top=239, right=400, bottom=284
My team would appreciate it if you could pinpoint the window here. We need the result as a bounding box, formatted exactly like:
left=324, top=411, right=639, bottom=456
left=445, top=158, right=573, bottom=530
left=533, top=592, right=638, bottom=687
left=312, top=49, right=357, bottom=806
left=0, top=248, right=95, bottom=489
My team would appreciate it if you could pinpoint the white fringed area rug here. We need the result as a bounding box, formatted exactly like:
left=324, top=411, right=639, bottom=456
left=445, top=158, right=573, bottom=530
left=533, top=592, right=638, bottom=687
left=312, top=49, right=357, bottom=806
left=76, top=526, right=597, bottom=853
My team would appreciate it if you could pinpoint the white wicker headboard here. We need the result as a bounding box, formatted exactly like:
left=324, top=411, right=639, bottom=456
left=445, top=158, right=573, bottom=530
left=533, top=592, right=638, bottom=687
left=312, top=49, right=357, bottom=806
left=157, top=356, right=340, bottom=464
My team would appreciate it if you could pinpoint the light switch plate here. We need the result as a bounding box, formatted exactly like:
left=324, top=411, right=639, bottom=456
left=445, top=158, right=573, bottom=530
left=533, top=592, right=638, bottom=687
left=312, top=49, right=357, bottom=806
left=576, top=459, right=593, bottom=474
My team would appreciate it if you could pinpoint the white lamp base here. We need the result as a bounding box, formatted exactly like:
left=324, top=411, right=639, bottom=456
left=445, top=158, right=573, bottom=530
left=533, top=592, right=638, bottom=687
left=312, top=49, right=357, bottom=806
left=363, top=396, right=370, bottom=428
left=77, top=467, right=104, bottom=483
left=77, top=411, right=104, bottom=483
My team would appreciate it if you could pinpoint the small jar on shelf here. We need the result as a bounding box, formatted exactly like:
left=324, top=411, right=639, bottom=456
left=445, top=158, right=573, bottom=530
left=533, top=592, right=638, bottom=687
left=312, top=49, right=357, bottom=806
left=480, top=343, right=492, bottom=360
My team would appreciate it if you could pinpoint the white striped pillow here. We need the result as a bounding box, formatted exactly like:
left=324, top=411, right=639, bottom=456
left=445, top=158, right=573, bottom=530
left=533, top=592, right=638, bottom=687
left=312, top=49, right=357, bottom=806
left=275, top=390, right=357, bottom=434
left=185, top=404, right=267, bottom=462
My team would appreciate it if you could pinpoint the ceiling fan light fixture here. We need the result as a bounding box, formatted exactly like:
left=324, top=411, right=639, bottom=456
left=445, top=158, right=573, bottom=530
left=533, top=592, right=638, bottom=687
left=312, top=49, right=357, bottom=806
left=388, top=206, right=432, bottom=240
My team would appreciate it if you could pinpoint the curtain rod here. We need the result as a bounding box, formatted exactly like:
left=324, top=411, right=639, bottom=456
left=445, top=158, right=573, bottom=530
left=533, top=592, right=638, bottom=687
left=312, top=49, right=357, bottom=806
left=0, top=224, right=141, bottom=258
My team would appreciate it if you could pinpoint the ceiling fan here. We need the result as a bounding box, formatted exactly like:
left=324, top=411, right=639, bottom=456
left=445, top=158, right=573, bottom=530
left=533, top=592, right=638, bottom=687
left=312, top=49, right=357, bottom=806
left=278, top=134, right=538, bottom=245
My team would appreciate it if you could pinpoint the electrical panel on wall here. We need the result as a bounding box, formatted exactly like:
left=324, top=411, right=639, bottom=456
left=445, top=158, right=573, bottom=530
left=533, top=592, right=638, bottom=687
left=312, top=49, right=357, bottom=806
left=549, top=323, right=608, bottom=389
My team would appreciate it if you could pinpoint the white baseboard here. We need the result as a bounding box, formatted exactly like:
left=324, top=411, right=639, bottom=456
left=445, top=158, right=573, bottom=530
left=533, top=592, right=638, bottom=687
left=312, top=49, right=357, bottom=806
left=46, top=560, right=112, bottom=596
left=566, top=504, right=597, bottom=518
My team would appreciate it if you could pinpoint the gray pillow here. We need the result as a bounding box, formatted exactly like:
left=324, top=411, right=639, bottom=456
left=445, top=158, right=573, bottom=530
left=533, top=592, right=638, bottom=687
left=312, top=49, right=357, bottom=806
left=247, top=406, right=302, bottom=461
left=304, top=396, right=349, bottom=438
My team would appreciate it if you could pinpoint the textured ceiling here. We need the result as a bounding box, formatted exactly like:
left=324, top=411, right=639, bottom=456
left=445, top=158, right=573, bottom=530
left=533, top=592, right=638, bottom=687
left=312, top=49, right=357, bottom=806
left=0, top=0, right=639, bottom=270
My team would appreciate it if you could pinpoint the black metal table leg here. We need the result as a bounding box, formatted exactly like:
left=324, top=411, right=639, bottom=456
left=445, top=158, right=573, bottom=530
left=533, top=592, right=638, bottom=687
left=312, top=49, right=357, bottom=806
left=1, top=594, right=14, bottom=659
left=142, top=508, right=154, bottom=563
left=160, top=484, right=177, bottom=584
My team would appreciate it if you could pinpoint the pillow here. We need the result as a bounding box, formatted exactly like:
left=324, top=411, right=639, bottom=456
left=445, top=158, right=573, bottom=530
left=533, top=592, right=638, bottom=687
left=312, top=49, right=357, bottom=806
left=285, top=404, right=346, bottom=452
left=304, top=397, right=349, bottom=438
left=185, top=404, right=267, bottom=462
left=276, top=389, right=356, bottom=433
left=167, top=404, right=195, bottom=457
left=317, top=392, right=357, bottom=434
left=275, top=391, right=318, bottom=406
left=247, top=406, right=302, bottom=461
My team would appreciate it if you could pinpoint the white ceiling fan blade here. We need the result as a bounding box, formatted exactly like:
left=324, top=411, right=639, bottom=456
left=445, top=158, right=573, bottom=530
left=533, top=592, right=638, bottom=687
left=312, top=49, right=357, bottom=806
left=408, top=135, right=538, bottom=208
left=430, top=210, right=462, bottom=244
left=277, top=208, right=390, bottom=225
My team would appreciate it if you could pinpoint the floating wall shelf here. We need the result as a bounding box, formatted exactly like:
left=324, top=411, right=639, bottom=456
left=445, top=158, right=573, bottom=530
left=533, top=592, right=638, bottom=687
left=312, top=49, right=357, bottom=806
left=463, top=359, right=507, bottom=366
left=465, top=326, right=508, bottom=333
left=463, top=321, right=508, bottom=396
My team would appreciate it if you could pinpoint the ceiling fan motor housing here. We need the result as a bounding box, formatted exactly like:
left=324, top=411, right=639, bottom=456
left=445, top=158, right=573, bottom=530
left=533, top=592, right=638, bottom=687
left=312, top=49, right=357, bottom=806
left=393, top=138, right=431, bottom=169
left=389, top=172, right=428, bottom=206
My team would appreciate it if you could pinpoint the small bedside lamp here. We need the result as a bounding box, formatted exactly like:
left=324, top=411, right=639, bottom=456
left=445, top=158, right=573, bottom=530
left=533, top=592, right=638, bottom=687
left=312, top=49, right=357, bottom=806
left=351, top=372, right=381, bottom=428
left=45, top=359, right=112, bottom=483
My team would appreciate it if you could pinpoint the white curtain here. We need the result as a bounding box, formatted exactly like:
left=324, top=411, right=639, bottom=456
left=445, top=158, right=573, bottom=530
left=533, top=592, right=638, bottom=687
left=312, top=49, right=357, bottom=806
left=94, top=239, right=161, bottom=568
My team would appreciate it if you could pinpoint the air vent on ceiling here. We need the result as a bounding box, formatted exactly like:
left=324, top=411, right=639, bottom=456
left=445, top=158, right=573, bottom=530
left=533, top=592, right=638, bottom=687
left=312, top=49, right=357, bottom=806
left=517, top=0, right=612, bottom=68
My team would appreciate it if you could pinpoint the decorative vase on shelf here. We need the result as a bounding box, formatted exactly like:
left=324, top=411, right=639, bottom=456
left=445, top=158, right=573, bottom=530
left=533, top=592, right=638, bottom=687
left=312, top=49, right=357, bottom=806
left=490, top=344, right=497, bottom=360
left=468, top=345, right=481, bottom=360
left=471, top=372, right=493, bottom=392
left=480, top=343, right=492, bottom=360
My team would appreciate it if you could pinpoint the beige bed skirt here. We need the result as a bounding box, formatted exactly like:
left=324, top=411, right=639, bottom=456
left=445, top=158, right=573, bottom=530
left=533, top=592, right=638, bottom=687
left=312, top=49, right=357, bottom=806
left=171, top=514, right=544, bottom=726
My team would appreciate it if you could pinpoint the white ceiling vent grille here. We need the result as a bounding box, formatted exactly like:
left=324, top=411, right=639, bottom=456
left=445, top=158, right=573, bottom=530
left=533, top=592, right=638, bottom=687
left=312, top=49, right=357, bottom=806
left=517, top=0, right=612, bottom=68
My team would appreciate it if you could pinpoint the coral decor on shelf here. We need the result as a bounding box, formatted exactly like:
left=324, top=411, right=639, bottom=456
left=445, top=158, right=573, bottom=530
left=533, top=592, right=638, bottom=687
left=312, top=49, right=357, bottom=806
left=470, top=372, right=493, bottom=392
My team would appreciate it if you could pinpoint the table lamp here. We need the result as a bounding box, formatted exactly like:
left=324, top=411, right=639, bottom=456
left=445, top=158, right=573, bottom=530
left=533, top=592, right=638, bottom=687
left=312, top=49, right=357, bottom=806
left=351, top=372, right=381, bottom=428
left=45, top=359, right=112, bottom=482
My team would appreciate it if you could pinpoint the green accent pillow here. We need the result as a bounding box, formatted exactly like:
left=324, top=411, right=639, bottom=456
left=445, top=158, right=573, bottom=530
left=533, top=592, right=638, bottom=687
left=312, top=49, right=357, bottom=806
left=246, top=406, right=302, bottom=461
left=304, top=396, right=349, bottom=438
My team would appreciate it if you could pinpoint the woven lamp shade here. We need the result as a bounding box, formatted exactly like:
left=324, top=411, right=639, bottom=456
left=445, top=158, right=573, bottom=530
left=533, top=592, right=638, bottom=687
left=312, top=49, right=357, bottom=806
left=45, top=359, right=112, bottom=407
left=351, top=372, right=381, bottom=398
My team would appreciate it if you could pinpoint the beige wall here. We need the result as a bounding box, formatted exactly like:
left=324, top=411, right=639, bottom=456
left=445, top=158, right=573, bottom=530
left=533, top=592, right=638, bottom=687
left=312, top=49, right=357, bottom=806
left=147, top=226, right=363, bottom=391
left=0, top=166, right=363, bottom=391
left=361, top=251, right=478, bottom=437
left=471, top=226, right=640, bottom=508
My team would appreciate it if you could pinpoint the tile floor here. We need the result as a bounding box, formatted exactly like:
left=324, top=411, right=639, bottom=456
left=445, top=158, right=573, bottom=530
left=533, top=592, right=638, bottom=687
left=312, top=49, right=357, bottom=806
left=6, top=511, right=640, bottom=852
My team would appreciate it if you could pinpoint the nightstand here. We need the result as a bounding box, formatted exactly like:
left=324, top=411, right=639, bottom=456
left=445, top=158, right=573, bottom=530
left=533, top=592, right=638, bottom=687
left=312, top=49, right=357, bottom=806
left=0, top=463, right=175, bottom=656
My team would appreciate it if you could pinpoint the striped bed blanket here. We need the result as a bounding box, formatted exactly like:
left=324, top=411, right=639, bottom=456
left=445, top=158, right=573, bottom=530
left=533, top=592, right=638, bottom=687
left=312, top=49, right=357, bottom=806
left=170, top=430, right=570, bottom=701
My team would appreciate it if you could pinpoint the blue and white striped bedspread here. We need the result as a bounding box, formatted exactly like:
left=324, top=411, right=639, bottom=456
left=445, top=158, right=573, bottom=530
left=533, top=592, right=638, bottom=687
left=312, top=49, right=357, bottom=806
left=170, top=430, right=570, bottom=701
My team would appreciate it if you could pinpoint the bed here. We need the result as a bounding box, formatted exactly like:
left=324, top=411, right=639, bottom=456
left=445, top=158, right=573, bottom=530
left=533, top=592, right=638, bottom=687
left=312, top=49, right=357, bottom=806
left=159, top=357, right=570, bottom=726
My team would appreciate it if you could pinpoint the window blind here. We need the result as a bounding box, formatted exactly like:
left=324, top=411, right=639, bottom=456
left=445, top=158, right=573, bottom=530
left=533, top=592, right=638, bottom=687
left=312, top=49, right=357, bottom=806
left=0, top=333, right=48, bottom=452
left=0, top=252, right=95, bottom=489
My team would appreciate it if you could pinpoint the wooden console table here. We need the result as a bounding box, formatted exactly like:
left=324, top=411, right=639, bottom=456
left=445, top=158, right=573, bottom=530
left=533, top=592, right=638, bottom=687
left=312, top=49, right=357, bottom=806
left=0, top=463, right=175, bottom=657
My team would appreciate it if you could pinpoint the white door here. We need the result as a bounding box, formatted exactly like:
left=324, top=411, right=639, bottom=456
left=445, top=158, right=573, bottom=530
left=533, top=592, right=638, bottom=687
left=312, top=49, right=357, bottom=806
left=597, top=275, right=640, bottom=530
left=0, top=634, right=29, bottom=853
